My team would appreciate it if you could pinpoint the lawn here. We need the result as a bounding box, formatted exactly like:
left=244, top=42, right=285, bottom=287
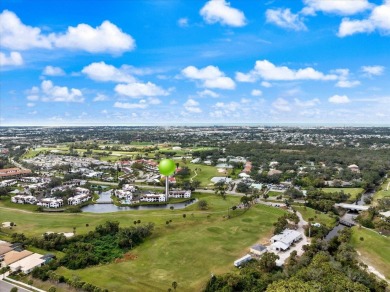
left=320, top=187, right=364, bottom=202
left=184, top=164, right=231, bottom=187
left=350, top=227, right=390, bottom=280
left=267, top=191, right=283, bottom=197
left=373, top=178, right=390, bottom=205
left=294, top=206, right=337, bottom=228
left=0, top=194, right=285, bottom=291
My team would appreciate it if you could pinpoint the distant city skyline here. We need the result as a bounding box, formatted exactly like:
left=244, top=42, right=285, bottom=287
left=1, top=0, right=389, bottom=126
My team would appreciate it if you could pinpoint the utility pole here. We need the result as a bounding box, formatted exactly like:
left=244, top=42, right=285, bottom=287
left=166, top=175, right=169, bottom=201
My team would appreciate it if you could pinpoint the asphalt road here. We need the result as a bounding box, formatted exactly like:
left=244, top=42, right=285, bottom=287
left=0, top=279, right=30, bottom=292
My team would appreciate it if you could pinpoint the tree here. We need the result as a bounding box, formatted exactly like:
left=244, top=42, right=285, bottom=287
left=10, top=288, right=18, bottom=292
left=258, top=252, right=279, bottom=272
left=172, top=281, right=178, bottom=291
left=240, top=196, right=251, bottom=209
left=48, top=287, right=57, bottom=292
left=198, top=200, right=208, bottom=210
left=214, top=181, right=227, bottom=200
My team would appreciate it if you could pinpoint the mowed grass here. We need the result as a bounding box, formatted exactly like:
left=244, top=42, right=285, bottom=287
left=185, top=164, right=230, bottom=187
left=373, top=178, right=390, bottom=204
left=0, top=194, right=285, bottom=291
left=350, top=227, right=390, bottom=280
left=294, top=206, right=337, bottom=228
left=320, top=187, right=364, bottom=202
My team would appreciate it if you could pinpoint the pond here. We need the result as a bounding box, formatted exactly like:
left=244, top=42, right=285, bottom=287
left=82, top=190, right=198, bottom=213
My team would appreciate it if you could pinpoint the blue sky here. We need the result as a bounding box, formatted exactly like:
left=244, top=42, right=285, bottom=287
left=0, top=0, right=389, bottom=126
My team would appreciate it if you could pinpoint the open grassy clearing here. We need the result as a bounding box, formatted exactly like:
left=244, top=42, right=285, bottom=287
left=267, top=191, right=283, bottom=197
left=183, top=164, right=231, bottom=187
left=0, top=194, right=285, bottom=291
left=320, top=187, right=364, bottom=202
left=293, top=206, right=337, bottom=228
left=350, top=227, right=390, bottom=280
left=373, top=178, right=390, bottom=204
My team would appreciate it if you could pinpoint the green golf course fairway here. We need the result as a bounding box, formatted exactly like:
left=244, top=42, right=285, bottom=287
left=0, top=194, right=285, bottom=291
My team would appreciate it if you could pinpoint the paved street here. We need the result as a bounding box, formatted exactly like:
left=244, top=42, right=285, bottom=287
left=0, top=279, right=30, bottom=292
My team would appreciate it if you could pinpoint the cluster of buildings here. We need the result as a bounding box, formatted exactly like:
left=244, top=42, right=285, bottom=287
left=0, top=168, right=32, bottom=180
left=0, top=241, right=52, bottom=274
left=113, top=184, right=192, bottom=204
left=233, top=228, right=303, bottom=267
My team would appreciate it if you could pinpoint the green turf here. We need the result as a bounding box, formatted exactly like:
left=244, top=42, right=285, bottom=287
left=350, top=227, right=390, bottom=280
left=293, top=206, right=337, bottom=228
left=373, top=178, right=390, bottom=205
left=267, top=191, right=283, bottom=197
left=320, top=187, right=364, bottom=202
left=184, top=164, right=231, bottom=187
left=0, top=194, right=285, bottom=291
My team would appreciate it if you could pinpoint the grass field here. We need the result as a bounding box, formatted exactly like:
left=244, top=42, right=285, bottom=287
left=320, top=187, right=364, bottom=202
left=293, top=206, right=337, bottom=228
left=267, top=191, right=283, bottom=197
left=184, top=164, right=230, bottom=187
left=0, top=194, right=285, bottom=291
left=373, top=178, right=390, bottom=205
left=350, top=227, right=390, bottom=280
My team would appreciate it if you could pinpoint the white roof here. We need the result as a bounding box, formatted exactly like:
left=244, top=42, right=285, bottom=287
left=271, top=229, right=301, bottom=245
left=9, top=253, right=45, bottom=272
left=271, top=241, right=289, bottom=250
left=380, top=211, right=390, bottom=218
left=211, top=177, right=232, bottom=184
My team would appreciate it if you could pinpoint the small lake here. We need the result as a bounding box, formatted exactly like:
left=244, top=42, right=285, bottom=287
left=82, top=190, right=198, bottom=213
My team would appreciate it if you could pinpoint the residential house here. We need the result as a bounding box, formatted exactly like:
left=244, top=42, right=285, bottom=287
left=9, top=253, right=45, bottom=274
left=37, top=198, right=63, bottom=208
left=140, top=193, right=166, bottom=203
left=1, top=250, right=33, bottom=268
left=169, top=190, right=191, bottom=199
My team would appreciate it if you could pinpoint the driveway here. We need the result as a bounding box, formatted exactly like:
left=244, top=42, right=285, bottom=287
left=271, top=210, right=309, bottom=266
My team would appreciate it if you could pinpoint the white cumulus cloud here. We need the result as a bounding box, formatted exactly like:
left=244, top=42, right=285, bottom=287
left=0, top=51, right=23, bottom=66
left=328, top=94, right=351, bottom=104
left=251, top=89, right=262, bottom=96
left=338, top=1, right=390, bottom=37
left=93, top=94, right=109, bottom=102
left=302, top=0, right=373, bottom=16
left=197, top=89, right=220, bottom=98
left=82, top=62, right=135, bottom=83
left=336, top=80, right=361, bottom=88
left=52, top=20, right=135, bottom=54
left=42, top=66, right=65, bottom=76
left=184, top=98, right=202, bottom=113
left=236, top=60, right=338, bottom=82
left=266, top=8, right=307, bottom=31
left=361, top=65, right=385, bottom=76
left=27, top=80, right=84, bottom=103
left=114, top=101, right=148, bottom=109
left=200, top=0, right=246, bottom=27
left=294, top=98, right=320, bottom=107
left=115, top=82, right=169, bottom=98
left=182, top=65, right=235, bottom=89
left=0, top=10, right=52, bottom=50
left=0, top=10, right=135, bottom=54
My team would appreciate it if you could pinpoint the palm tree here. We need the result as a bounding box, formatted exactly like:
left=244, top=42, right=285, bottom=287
left=172, top=281, right=178, bottom=291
